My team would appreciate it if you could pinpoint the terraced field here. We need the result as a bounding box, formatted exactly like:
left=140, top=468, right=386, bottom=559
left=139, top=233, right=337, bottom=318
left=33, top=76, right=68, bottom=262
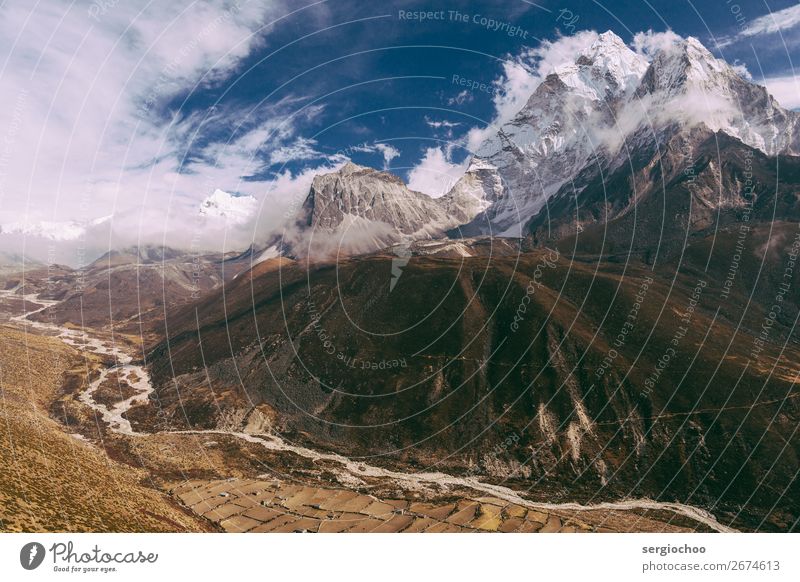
left=171, top=478, right=706, bottom=533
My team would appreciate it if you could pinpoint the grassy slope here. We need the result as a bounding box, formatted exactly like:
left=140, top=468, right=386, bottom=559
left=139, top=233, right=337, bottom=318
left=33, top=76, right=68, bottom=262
left=0, top=326, right=211, bottom=532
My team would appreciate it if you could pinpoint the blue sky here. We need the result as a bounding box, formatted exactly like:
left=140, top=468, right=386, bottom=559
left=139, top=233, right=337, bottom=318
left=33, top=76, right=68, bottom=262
left=164, top=0, right=800, bottom=183
left=0, top=0, right=798, bottom=262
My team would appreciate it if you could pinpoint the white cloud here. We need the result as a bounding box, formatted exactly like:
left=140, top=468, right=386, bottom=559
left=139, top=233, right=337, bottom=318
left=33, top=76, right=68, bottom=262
left=527, top=30, right=603, bottom=77
left=374, top=143, right=400, bottom=169
left=489, top=60, right=541, bottom=127
left=425, top=117, right=461, bottom=129
left=1, top=159, right=347, bottom=266
left=269, top=137, right=324, bottom=165
left=746, top=4, right=800, bottom=36
left=447, top=90, right=473, bottom=106
left=343, top=142, right=400, bottom=169
left=258, top=164, right=341, bottom=232
left=762, top=75, right=800, bottom=110
left=197, top=101, right=328, bottom=178
left=731, top=62, right=753, bottom=80
left=1, top=220, right=89, bottom=242
left=0, top=0, right=329, bottom=264
left=406, top=147, right=469, bottom=198
left=632, top=29, right=682, bottom=57
left=722, top=4, right=800, bottom=47
left=425, top=117, right=461, bottom=140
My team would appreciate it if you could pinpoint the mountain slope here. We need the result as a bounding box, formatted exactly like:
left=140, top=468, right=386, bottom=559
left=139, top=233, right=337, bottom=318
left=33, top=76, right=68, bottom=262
left=147, top=238, right=800, bottom=531
left=0, top=252, right=43, bottom=276
left=450, top=32, right=650, bottom=237
left=0, top=245, right=255, bottom=336
left=635, top=38, right=800, bottom=156
left=528, top=125, right=800, bottom=258
left=0, top=326, right=211, bottom=532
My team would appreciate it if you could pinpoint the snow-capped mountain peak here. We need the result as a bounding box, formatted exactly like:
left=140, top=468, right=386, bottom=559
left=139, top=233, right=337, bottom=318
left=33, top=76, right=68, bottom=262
left=635, top=36, right=799, bottom=156
left=445, top=31, right=799, bottom=239
left=530, top=31, right=648, bottom=106
left=638, top=36, right=731, bottom=97
left=570, top=31, right=650, bottom=95
left=460, top=31, right=651, bottom=236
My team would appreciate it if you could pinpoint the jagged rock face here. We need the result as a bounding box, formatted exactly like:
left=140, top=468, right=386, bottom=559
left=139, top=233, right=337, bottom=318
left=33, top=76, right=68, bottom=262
left=292, top=162, right=488, bottom=256
left=449, top=32, right=800, bottom=238
left=302, top=162, right=445, bottom=235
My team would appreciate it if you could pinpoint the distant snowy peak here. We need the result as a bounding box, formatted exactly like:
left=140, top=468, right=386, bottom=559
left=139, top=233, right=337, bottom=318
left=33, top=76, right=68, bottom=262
left=199, top=189, right=257, bottom=225
left=0, top=215, right=112, bottom=241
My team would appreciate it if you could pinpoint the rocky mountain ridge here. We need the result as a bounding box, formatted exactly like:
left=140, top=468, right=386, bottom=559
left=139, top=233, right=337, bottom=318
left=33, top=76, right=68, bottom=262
left=283, top=32, right=799, bottom=253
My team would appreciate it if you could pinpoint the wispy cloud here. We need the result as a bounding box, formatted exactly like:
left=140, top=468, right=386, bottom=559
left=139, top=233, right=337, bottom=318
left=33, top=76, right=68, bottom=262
left=344, top=142, right=400, bottom=169
left=0, top=0, right=341, bottom=262
left=716, top=4, right=800, bottom=47
left=447, top=90, right=473, bottom=106
left=269, top=137, right=326, bottom=165
left=425, top=116, right=461, bottom=139
left=374, top=143, right=401, bottom=169
left=632, top=29, right=682, bottom=57
left=425, top=117, right=461, bottom=129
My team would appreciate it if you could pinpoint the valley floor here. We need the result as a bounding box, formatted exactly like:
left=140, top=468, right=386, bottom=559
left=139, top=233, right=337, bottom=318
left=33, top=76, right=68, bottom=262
left=0, top=293, right=732, bottom=533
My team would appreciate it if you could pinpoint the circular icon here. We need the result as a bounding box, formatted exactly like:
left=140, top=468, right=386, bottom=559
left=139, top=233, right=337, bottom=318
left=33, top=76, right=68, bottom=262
left=20, top=542, right=45, bottom=570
